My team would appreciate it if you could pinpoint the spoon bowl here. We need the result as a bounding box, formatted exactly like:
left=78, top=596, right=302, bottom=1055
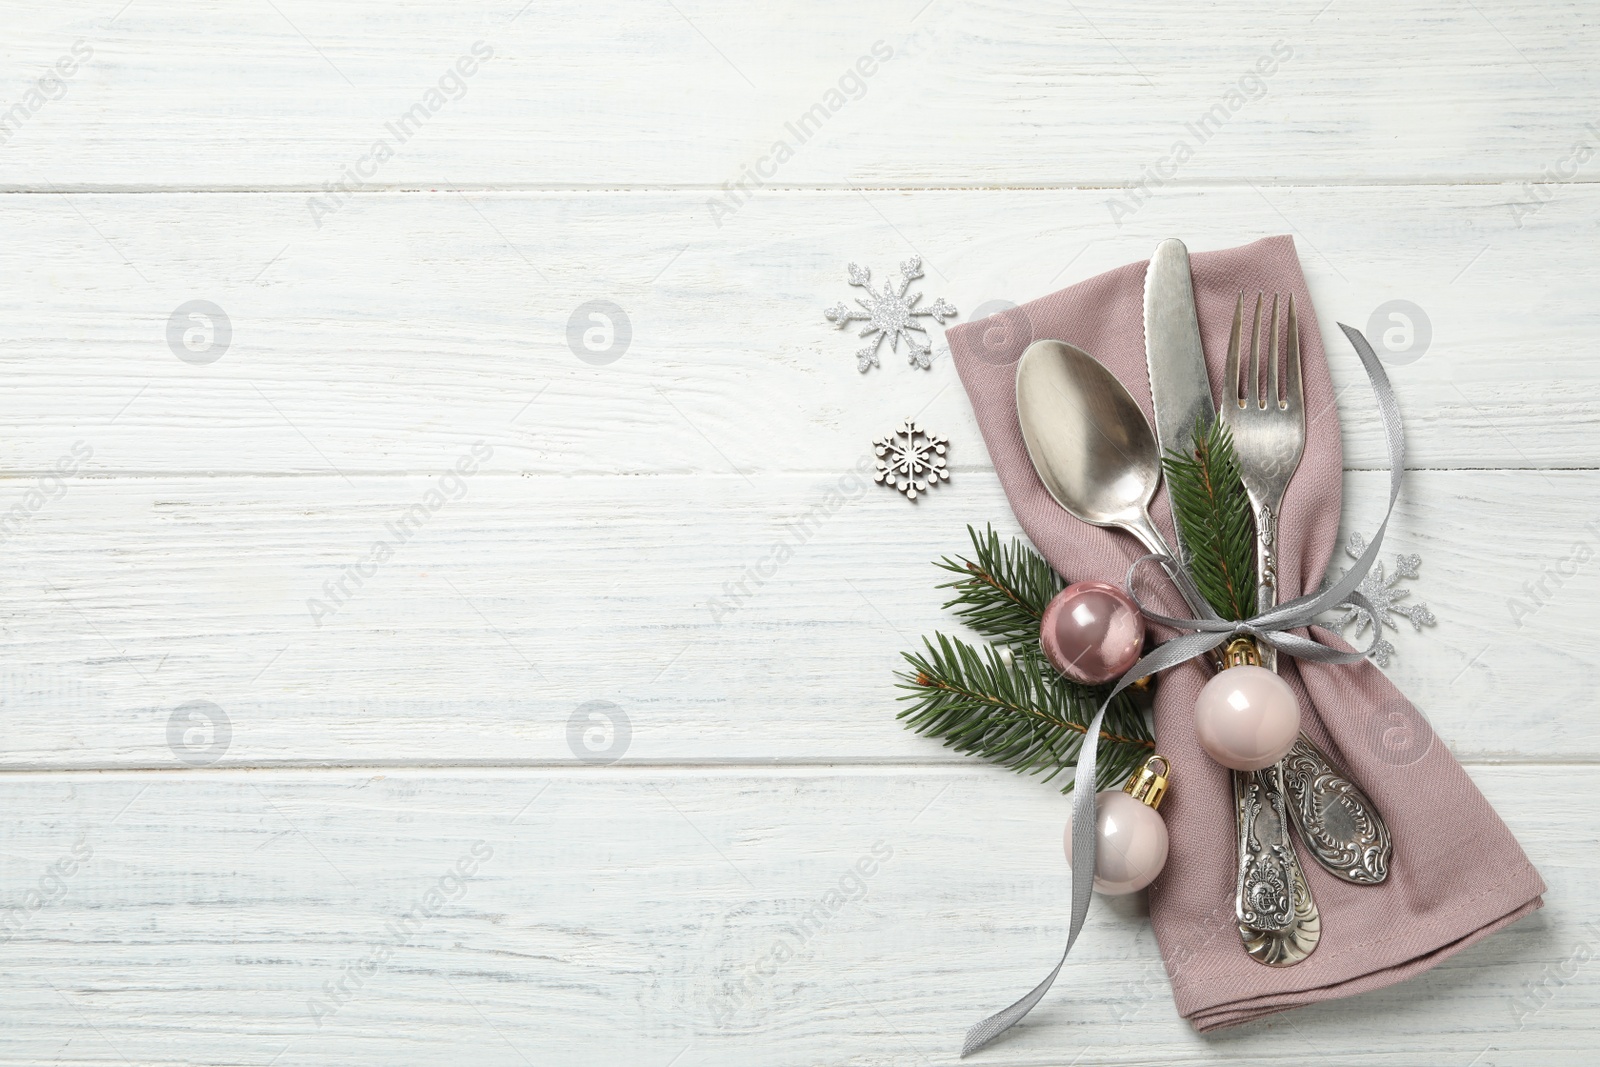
left=1016, top=339, right=1188, bottom=570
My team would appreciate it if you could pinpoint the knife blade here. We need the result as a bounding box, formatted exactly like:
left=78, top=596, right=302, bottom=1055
left=1143, top=237, right=1215, bottom=560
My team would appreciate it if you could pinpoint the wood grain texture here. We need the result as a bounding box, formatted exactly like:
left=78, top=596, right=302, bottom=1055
left=4, top=2, right=1597, bottom=1062
left=0, top=469, right=1593, bottom=769
left=0, top=1, right=1595, bottom=189
left=0, top=185, right=1598, bottom=475
left=0, top=765, right=1590, bottom=1066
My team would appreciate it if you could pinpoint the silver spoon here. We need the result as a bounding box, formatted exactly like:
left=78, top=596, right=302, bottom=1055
left=1015, top=339, right=1319, bottom=963
left=1015, top=339, right=1207, bottom=607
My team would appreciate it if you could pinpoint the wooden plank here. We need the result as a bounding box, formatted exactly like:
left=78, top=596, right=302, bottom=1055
left=0, top=763, right=1586, bottom=1065
left=0, top=468, right=1591, bottom=769
left=0, top=185, right=1597, bottom=475
left=0, top=2, right=1596, bottom=189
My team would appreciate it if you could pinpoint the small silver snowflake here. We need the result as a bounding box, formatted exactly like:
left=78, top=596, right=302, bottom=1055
left=1326, top=532, right=1436, bottom=667
left=873, top=419, right=948, bottom=500
left=824, top=256, right=956, bottom=372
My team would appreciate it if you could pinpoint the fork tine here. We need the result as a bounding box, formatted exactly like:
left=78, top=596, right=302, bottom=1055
left=1267, top=293, right=1280, bottom=410
left=1225, top=292, right=1244, bottom=408
left=1284, top=292, right=1304, bottom=414
left=1248, top=292, right=1264, bottom=409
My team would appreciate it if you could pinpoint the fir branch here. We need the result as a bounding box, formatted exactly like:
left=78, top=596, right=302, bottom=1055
left=1164, top=418, right=1257, bottom=620
left=895, top=632, right=1154, bottom=793
left=933, top=524, right=1065, bottom=647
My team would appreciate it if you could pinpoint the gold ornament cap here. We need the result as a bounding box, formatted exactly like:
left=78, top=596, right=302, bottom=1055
left=1222, top=636, right=1262, bottom=669
left=1123, top=754, right=1170, bottom=811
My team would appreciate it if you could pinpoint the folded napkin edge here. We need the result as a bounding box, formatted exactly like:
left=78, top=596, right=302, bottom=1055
left=1168, top=860, right=1546, bottom=1000
left=1184, top=894, right=1544, bottom=1033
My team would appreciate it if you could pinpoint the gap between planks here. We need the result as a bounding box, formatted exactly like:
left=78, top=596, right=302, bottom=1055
left=0, top=758, right=1588, bottom=778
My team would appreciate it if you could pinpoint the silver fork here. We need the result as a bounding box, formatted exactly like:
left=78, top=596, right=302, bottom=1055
left=1220, top=291, right=1320, bottom=964
left=1225, top=293, right=1393, bottom=892
left=1224, top=292, right=1304, bottom=651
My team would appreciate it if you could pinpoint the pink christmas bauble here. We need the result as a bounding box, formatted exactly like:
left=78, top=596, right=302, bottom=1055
left=1193, top=665, right=1300, bottom=771
left=1039, top=580, right=1145, bottom=685
left=1064, top=789, right=1169, bottom=895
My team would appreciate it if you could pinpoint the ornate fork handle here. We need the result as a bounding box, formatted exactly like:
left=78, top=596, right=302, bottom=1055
left=1240, top=865, right=1320, bottom=967
left=1255, top=478, right=1392, bottom=884
left=1257, top=502, right=1279, bottom=634
left=1255, top=502, right=1282, bottom=668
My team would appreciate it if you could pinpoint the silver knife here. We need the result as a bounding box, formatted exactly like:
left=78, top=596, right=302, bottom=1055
left=1141, top=238, right=1319, bottom=958
left=1142, top=237, right=1215, bottom=562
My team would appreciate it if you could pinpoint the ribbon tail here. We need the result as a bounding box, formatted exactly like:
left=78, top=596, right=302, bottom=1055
left=961, top=700, right=1106, bottom=1057
left=960, top=623, right=1226, bottom=1056
left=1280, top=325, right=1407, bottom=619
left=1255, top=589, right=1387, bottom=662
left=959, top=941, right=1068, bottom=1057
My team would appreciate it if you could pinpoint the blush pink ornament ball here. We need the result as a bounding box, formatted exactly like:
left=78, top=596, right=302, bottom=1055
left=1193, top=664, right=1300, bottom=771
left=1039, top=580, right=1145, bottom=685
left=1064, top=789, right=1169, bottom=895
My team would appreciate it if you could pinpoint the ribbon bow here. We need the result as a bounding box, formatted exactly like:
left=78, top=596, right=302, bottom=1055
left=963, top=324, right=1404, bottom=1057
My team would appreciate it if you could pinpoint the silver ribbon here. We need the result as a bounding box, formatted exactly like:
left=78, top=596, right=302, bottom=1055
left=962, top=324, right=1403, bottom=1057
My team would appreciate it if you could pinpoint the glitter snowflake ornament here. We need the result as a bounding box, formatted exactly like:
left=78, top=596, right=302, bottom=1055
left=1326, top=532, right=1437, bottom=667
left=824, top=257, right=957, bottom=372
left=874, top=419, right=948, bottom=500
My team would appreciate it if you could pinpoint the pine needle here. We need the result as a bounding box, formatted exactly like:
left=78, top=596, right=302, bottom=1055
left=934, top=524, right=1064, bottom=647
left=1163, top=418, right=1257, bottom=620
left=895, top=632, right=1154, bottom=794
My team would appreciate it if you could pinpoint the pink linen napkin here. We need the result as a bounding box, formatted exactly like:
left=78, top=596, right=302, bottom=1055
left=945, top=235, right=1545, bottom=1031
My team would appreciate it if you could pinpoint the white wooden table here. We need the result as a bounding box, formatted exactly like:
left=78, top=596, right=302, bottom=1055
left=2, top=2, right=1596, bottom=1063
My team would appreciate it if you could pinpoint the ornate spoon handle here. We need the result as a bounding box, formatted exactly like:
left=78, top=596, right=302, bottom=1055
left=1281, top=736, right=1392, bottom=884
